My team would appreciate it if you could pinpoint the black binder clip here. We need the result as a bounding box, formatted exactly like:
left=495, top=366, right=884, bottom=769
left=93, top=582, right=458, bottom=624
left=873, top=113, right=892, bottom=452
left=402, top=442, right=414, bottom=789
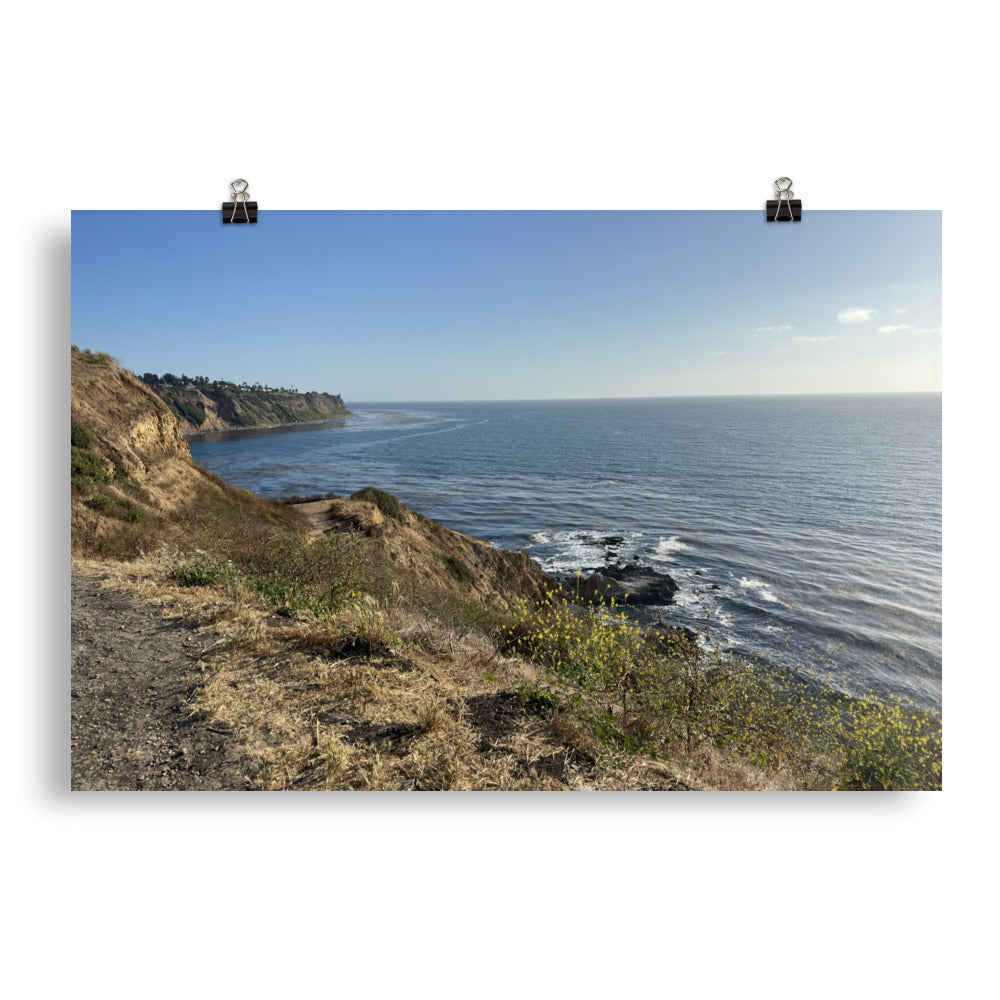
left=222, top=178, right=257, bottom=224
left=766, top=177, right=801, bottom=222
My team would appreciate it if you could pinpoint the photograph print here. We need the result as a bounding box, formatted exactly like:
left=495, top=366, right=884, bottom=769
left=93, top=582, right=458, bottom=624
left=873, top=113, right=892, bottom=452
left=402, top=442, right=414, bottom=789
left=70, top=209, right=942, bottom=791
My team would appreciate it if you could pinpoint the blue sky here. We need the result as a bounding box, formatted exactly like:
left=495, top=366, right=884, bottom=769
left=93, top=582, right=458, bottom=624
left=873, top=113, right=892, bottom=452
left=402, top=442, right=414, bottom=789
left=71, top=210, right=941, bottom=401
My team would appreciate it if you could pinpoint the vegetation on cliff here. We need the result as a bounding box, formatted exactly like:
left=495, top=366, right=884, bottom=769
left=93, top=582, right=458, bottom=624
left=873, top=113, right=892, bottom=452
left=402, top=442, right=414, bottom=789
left=135, top=365, right=350, bottom=433
left=70, top=349, right=941, bottom=790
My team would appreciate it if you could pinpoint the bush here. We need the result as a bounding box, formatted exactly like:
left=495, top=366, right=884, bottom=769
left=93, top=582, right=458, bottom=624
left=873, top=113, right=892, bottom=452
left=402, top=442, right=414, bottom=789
left=174, top=557, right=233, bottom=588
left=816, top=692, right=942, bottom=790
left=76, top=348, right=116, bottom=365
left=438, top=554, right=476, bottom=584
left=351, top=487, right=406, bottom=523
left=506, top=588, right=942, bottom=788
left=71, top=421, right=92, bottom=449
left=71, top=446, right=109, bottom=483
left=173, top=399, right=207, bottom=426
left=172, top=519, right=365, bottom=620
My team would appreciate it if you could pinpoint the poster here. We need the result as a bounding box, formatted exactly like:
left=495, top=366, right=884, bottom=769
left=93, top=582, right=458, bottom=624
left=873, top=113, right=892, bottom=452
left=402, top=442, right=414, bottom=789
left=71, top=208, right=942, bottom=792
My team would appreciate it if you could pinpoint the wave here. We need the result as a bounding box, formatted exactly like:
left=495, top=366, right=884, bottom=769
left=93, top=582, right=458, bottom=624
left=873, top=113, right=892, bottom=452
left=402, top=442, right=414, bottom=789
left=529, top=528, right=646, bottom=574
left=651, top=535, right=690, bottom=562
left=737, top=576, right=782, bottom=604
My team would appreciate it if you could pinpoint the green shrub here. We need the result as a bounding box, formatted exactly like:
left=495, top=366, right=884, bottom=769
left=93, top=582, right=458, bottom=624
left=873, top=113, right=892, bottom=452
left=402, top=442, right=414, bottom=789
left=351, top=487, right=406, bottom=523
left=505, top=588, right=942, bottom=788
left=437, top=553, right=476, bottom=584
left=816, top=692, right=942, bottom=791
left=71, top=421, right=92, bottom=449
left=174, top=557, right=233, bottom=588
left=172, top=528, right=365, bottom=619
left=76, top=348, right=116, bottom=364
left=173, top=399, right=206, bottom=426
left=71, top=446, right=109, bottom=483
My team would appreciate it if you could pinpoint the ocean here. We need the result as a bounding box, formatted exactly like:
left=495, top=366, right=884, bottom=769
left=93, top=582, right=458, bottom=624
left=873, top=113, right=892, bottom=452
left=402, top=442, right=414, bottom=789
left=188, top=394, right=942, bottom=711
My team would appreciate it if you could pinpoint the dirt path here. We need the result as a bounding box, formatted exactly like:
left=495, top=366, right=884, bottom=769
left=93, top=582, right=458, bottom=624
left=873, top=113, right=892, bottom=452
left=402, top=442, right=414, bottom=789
left=71, top=563, right=261, bottom=790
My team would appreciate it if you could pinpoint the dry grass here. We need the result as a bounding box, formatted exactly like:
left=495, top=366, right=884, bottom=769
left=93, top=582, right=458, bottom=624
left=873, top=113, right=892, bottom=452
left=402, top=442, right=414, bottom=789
left=78, top=549, right=725, bottom=790
left=80, top=546, right=932, bottom=791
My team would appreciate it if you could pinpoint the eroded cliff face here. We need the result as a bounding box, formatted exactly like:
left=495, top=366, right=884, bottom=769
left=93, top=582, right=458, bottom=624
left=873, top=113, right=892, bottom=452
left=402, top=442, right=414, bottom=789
left=71, top=353, right=556, bottom=613
left=150, top=383, right=351, bottom=434
left=71, top=353, right=191, bottom=476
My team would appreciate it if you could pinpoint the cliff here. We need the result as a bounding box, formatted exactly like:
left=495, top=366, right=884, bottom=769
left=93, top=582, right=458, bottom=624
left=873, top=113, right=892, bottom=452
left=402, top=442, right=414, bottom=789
left=70, top=350, right=556, bottom=610
left=71, top=351, right=211, bottom=544
left=143, top=378, right=350, bottom=434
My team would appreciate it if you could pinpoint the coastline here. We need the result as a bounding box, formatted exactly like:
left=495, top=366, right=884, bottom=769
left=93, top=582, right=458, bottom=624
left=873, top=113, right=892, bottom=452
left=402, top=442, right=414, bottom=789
left=183, top=415, right=352, bottom=441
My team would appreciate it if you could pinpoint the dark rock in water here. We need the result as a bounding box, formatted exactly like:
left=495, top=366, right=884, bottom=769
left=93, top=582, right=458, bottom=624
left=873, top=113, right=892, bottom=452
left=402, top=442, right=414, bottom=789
left=564, top=564, right=679, bottom=606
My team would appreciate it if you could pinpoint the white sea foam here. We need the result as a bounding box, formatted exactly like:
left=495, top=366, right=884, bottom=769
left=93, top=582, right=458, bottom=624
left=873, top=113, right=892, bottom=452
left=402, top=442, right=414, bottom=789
left=738, top=576, right=782, bottom=604
left=533, top=528, right=645, bottom=573
left=651, top=535, right=690, bottom=562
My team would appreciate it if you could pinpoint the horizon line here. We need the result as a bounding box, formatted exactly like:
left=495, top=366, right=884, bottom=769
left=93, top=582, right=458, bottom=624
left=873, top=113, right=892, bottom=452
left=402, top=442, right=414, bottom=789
left=346, top=389, right=943, bottom=405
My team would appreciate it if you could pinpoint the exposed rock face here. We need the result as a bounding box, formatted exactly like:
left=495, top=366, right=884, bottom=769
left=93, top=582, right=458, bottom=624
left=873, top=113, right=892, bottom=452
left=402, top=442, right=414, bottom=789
left=150, top=383, right=351, bottom=434
left=71, top=354, right=191, bottom=476
left=567, top=565, right=679, bottom=606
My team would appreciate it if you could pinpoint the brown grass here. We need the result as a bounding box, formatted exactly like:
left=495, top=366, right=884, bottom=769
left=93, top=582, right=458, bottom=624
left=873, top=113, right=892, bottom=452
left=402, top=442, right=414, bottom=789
left=77, top=550, right=731, bottom=790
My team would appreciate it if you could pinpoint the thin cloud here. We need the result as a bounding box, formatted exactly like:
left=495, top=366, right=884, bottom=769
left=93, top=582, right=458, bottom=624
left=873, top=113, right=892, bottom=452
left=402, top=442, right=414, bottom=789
left=795, top=336, right=835, bottom=343
left=918, top=326, right=942, bottom=334
left=837, top=308, right=876, bottom=323
left=755, top=324, right=794, bottom=333
left=878, top=323, right=913, bottom=333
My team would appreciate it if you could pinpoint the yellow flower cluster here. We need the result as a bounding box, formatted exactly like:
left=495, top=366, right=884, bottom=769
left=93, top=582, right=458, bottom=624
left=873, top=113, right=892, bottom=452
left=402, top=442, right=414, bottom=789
left=504, top=587, right=941, bottom=790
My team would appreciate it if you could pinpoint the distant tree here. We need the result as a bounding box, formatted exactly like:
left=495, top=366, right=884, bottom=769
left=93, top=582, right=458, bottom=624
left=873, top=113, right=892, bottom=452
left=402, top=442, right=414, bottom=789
left=141, top=373, right=160, bottom=385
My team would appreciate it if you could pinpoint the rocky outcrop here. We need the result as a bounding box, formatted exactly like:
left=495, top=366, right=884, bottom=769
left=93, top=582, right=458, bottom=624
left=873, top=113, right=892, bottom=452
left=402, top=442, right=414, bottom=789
left=292, top=494, right=560, bottom=607
left=566, top=565, right=679, bottom=607
left=71, top=353, right=191, bottom=476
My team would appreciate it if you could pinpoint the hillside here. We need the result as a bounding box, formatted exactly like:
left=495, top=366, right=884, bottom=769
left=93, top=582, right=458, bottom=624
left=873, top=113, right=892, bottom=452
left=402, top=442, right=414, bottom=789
left=139, top=372, right=350, bottom=434
left=71, top=351, right=552, bottom=607
left=70, top=350, right=940, bottom=791
left=72, top=350, right=689, bottom=790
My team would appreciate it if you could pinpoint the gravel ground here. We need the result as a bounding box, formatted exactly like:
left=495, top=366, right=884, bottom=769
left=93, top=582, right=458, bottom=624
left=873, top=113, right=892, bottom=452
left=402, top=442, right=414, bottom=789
left=71, top=563, right=262, bottom=790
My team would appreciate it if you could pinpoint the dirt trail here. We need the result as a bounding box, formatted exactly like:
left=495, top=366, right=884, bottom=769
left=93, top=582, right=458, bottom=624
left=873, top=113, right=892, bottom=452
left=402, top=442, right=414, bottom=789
left=71, top=562, right=261, bottom=790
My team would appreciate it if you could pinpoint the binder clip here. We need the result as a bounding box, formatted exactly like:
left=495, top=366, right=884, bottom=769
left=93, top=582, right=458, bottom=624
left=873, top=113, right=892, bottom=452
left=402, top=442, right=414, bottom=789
left=222, top=178, right=257, bottom=224
left=766, top=177, right=801, bottom=222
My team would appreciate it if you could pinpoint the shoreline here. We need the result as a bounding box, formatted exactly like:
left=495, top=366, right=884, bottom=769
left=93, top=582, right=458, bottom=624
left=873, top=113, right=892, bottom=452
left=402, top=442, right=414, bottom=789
left=183, top=414, right=352, bottom=441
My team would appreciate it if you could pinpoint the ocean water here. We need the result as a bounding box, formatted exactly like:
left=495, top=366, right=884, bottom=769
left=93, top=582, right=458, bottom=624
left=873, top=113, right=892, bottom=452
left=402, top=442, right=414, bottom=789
left=188, top=394, right=942, bottom=711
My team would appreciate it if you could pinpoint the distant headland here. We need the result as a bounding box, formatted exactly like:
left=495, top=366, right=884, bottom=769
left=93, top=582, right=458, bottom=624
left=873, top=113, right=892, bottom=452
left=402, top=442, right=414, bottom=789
left=136, top=370, right=351, bottom=434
